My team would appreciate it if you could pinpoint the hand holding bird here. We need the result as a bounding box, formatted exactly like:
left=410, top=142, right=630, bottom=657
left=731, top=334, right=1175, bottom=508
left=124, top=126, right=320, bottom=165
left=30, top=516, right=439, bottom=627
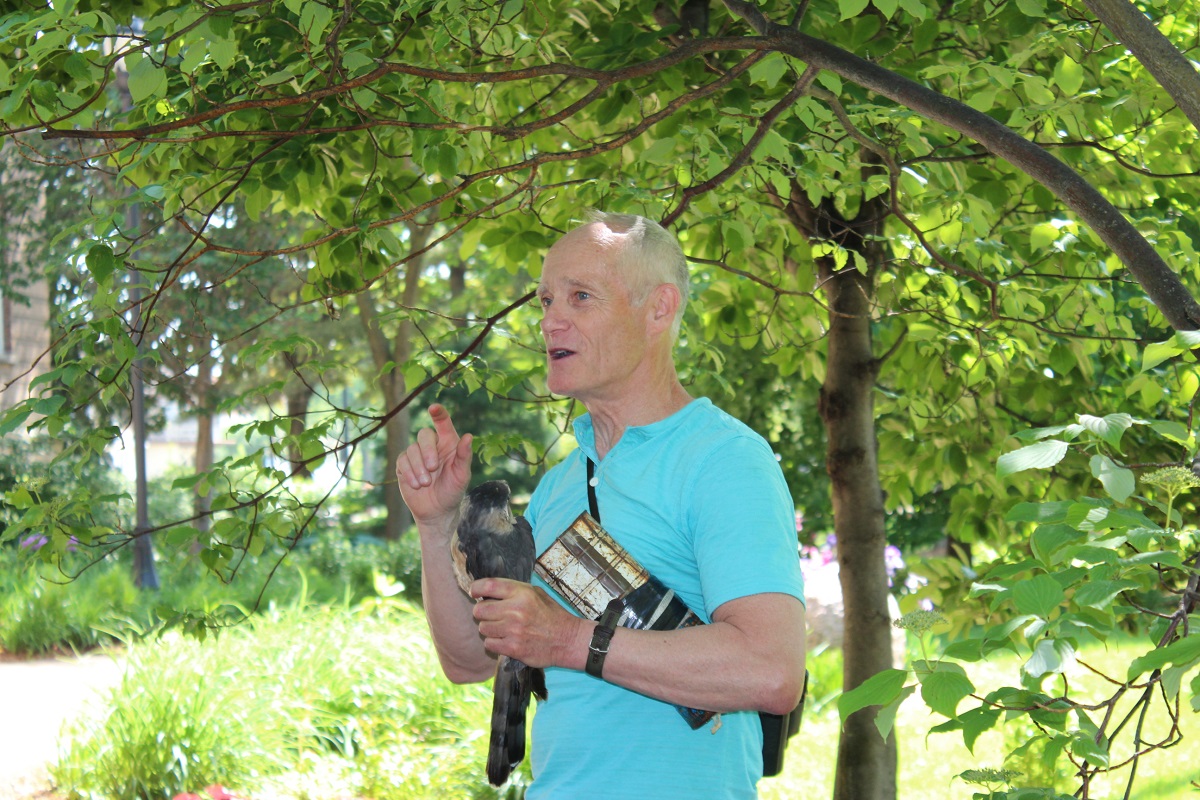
left=453, top=479, right=547, bottom=786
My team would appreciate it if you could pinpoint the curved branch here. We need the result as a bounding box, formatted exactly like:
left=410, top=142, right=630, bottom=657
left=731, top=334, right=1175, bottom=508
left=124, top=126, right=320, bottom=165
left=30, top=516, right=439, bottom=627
left=1079, top=0, right=1200, bottom=133
left=722, top=0, right=1200, bottom=331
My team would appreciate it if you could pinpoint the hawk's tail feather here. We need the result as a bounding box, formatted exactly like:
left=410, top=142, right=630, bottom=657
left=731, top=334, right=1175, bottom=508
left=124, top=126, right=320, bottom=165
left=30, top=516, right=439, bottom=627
left=487, top=656, right=542, bottom=786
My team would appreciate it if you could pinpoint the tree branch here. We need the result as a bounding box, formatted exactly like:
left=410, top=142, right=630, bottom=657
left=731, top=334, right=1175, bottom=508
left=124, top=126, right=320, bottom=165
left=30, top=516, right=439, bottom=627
left=1079, top=0, right=1200, bottom=133
left=717, top=0, right=1200, bottom=331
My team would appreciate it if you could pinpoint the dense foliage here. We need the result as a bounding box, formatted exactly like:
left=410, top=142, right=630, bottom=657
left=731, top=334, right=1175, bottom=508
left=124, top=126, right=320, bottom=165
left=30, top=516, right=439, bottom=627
left=3, top=0, right=1199, bottom=796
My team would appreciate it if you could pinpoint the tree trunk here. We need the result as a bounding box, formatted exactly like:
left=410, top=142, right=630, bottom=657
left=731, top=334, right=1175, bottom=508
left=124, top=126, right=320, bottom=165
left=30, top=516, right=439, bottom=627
left=785, top=185, right=897, bottom=800
left=356, top=221, right=430, bottom=539
left=285, top=378, right=314, bottom=479
left=822, top=264, right=897, bottom=800
left=194, top=355, right=214, bottom=534
left=382, top=383, right=412, bottom=539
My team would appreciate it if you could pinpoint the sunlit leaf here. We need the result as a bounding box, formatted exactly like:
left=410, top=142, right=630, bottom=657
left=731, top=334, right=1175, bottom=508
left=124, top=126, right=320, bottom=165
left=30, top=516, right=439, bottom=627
left=997, top=440, right=1069, bottom=477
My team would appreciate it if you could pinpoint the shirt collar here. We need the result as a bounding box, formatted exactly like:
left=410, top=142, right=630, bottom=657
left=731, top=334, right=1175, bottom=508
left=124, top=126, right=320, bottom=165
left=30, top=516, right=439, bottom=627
left=571, top=398, right=710, bottom=461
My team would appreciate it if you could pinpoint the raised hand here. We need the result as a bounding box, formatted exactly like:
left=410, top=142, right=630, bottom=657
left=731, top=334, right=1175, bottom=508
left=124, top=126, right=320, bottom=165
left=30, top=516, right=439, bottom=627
left=395, top=404, right=474, bottom=527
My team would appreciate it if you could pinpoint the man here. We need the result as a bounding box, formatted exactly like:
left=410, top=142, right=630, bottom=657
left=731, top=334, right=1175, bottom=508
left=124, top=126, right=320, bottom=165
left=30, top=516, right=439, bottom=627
left=395, top=211, right=807, bottom=798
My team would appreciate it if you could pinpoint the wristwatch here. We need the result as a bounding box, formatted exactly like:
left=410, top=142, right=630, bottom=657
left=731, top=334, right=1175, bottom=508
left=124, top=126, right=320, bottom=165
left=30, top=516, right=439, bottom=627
left=586, top=600, right=623, bottom=679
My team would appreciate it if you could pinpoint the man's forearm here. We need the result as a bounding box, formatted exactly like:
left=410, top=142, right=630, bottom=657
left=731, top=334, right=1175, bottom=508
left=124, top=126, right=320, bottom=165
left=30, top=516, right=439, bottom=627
left=417, top=516, right=495, bottom=683
left=583, top=593, right=807, bottom=716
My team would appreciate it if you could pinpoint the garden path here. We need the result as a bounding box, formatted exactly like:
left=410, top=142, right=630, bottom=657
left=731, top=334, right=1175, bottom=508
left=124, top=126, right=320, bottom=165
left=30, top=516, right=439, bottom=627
left=0, top=651, right=124, bottom=800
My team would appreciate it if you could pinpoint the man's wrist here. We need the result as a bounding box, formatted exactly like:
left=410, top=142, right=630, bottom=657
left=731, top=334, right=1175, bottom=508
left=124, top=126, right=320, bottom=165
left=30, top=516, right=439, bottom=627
left=415, top=508, right=461, bottom=545
left=585, top=600, right=624, bottom=679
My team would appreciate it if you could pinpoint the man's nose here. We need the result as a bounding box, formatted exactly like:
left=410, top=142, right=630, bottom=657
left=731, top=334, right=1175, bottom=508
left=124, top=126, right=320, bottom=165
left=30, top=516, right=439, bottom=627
left=540, top=305, right=567, bottom=335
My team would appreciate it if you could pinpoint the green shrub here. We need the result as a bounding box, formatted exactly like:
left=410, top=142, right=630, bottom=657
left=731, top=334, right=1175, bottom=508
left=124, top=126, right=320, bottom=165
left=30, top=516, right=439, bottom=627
left=52, top=600, right=517, bottom=800
left=293, top=533, right=424, bottom=604
left=0, top=559, right=139, bottom=655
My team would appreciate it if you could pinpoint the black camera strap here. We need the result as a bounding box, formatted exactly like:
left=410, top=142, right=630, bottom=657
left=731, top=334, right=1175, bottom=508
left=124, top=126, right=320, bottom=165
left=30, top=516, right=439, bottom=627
left=586, top=457, right=600, bottom=522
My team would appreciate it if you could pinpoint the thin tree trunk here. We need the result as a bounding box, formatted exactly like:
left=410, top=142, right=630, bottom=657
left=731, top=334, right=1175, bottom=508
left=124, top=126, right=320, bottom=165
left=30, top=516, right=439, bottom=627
left=821, top=264, right=897, bottom=800
left=785, top=184, right=897, bottom=800
left=285, top=379, right=314, bottom=479
left=356, top=221, right=430, bottom=539
left=194, top=355, right=214, bottom=534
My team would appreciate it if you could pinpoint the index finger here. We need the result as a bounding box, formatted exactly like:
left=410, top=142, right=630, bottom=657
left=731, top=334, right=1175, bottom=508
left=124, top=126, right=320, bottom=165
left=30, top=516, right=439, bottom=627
left=428, top=403, right=459, bottom=441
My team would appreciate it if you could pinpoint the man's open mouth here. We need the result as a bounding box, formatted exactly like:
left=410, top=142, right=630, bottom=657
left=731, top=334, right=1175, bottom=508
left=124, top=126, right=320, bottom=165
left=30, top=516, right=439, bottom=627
left=549, top=348, right=575, bottom=360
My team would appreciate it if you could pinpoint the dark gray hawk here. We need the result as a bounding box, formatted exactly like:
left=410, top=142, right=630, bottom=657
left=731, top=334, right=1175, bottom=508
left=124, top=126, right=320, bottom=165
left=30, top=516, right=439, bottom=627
left=452, top=479, right=546, bottom=786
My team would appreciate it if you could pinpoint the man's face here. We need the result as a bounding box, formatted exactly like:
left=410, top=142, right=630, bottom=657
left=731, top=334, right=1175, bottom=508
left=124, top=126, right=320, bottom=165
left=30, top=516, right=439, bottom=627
left=536, top=224, right=653, bottom=404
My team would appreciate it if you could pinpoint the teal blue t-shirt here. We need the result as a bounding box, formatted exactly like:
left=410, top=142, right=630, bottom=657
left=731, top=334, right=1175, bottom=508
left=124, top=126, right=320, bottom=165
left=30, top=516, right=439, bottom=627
left=525, top=398, right=805, bottom=799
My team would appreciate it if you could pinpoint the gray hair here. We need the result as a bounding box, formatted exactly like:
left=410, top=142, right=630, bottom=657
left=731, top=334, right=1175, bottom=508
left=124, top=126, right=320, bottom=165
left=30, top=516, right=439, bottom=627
left=582, top=210, right=689, bottom=339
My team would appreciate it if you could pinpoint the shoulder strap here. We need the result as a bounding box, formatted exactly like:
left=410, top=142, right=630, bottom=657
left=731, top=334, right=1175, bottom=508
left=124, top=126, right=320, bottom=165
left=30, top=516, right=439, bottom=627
left=585, top=457, right=600, bottom=522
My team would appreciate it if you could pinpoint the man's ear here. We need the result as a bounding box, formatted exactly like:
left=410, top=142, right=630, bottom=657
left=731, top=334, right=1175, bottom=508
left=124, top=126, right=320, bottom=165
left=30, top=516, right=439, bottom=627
left=647, top=283, right=681, bottom=335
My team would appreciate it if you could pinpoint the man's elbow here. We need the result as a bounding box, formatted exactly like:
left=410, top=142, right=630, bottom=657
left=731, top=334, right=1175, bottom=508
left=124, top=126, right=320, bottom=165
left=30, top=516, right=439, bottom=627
left=437, top=653, right=494, bottom=685
left=758, top=660, right=807, bottom=715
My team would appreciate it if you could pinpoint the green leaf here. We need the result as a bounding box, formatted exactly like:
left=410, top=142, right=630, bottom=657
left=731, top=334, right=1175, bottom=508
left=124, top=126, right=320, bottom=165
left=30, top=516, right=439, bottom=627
left=1030, top=524, right=1078, bottom=566
left=32, top=395, right=65, bottom=416
left=0, top=405, right=33, bottom=437
left=872, top=0, right=898, bottom=18
left=85, top=244, right=118, bottom=283
left=918, top=664, right=975, bottom=718
left=895, top=0, right=928, bottom=19
left=748, top=53, right=788, bottom=89
left=209, top=37, right=236, bottom=70
left=838, top=668, right=909, bottom=721
left=1030, top=222, right=1058, bottom=250
left=838, top=0, right=870, bottom=20
left=958, top=706, right=1002, bottom=753
left=1079, top=413, right=1133, bottom=448
left=127, top=56, right=167, bottom=103
left=997, top=440, right=1068, bottom=477
left=1142, top=330, right=1200, bottom=371
left=436, top=143, right=458, bottom=178
left=1054, top=57, right=1083, bottom=95
left=1090, top=455, right=1134, bottom=503
left=874, top=685, right=916, bottom=740
left=1006, top=501, right=1072, bottom=524
left=1150, top=419, right=1190, bottom=444
left=1073, top=579, right=1138, bottom=610
left=1024, top=638, right=1075, bottom=678
left=301, top=1, right=334, bottom=45
left=1127, top=635, right=1200, bottom=681
left=246, top=530, right=266, bottom=557
left=166, top=525, right=202, bottom=548
left=639, top=136, right=677, bottom=165
left=1070, top=732, right=1109, bottom=767
left=1011, top=573, right=1063, bottom=618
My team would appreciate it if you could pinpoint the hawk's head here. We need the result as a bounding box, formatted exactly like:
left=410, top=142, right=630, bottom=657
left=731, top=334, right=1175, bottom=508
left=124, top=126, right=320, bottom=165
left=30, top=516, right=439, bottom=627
left=460, top=479, right=517, bottom=532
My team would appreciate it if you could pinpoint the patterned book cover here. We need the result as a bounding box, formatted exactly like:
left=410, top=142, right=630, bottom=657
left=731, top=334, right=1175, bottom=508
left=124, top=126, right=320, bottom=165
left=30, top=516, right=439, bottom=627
left=535, top=511, right=717, bottom=729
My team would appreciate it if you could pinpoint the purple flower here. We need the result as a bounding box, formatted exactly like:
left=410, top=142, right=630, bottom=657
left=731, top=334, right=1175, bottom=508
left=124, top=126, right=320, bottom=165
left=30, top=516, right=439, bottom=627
left=884, top=545, right=906, bottom=576
left=17, top=534, right=77, bottom=552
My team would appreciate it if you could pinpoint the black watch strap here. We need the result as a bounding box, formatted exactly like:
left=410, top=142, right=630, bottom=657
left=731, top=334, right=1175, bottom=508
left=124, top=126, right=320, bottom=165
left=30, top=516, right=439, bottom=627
left=586, top=599, right=624, bottom=679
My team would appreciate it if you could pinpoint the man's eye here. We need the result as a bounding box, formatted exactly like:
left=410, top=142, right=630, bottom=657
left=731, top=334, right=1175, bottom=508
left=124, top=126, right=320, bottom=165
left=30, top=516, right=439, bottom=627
left=575, top=291, right=590, bottom=301
left=538, top=296, right=552, bottom=308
